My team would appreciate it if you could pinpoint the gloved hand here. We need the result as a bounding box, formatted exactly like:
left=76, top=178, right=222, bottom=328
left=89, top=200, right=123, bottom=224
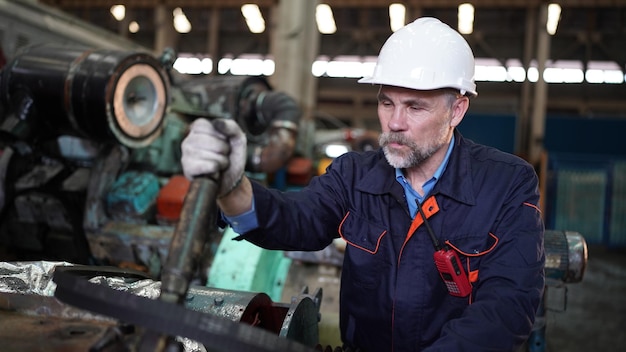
left=181, top=118, right=247, bottom=197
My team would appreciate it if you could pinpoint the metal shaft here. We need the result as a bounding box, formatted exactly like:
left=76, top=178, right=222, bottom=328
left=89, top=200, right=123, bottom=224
left=138, top=177, right=220, bottom=351
left=159, top=177, right=219, bottom=305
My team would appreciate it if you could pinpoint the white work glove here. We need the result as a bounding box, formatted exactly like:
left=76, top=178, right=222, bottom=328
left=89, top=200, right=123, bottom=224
left=181, top=118, right=247, bottom=197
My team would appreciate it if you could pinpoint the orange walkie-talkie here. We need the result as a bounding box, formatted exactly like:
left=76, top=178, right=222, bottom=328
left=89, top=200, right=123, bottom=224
left=416, top=200, right=472, bottom=297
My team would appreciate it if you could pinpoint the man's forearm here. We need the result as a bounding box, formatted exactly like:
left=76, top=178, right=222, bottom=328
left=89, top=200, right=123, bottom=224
left=217, top=175, right=254, bottom=217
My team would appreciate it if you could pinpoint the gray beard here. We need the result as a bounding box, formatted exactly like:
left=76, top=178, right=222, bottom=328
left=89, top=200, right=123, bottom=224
left=379, top=132, right=445, bottom=169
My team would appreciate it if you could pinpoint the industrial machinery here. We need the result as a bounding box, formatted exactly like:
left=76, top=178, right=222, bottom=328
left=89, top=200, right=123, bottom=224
left=527, top=230, right=588, bottom=352
left=0, top=42, right=300, bottom=276
left=0, top=2, right=589, bottom=345
left=0, top=262, right=321, bottom=351
left=0, top=42, right=317, bottom=350
left=0, top=43, right=171, bottom=265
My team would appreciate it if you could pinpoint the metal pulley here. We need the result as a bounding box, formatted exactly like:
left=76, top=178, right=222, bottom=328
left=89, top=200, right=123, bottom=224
left=0, top=43, right=169, bottom=147
left=544, top=230, right=588, bottom=285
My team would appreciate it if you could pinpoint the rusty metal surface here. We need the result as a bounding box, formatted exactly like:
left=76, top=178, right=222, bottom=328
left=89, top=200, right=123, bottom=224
left=89, top=220, right=175, bottom=276
left=160, top=177, right=219, bottom=304
left=0, top=311, right=114, bottom=352
left=278, top=287, right=322, bottom=347
left=0, top=292, right=115, bottom=322
left=0, top=261, right=322, bottom=351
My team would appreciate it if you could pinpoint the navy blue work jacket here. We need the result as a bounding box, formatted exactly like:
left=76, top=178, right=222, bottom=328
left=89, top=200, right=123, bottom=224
left=238, top=130, right=545, bottom=352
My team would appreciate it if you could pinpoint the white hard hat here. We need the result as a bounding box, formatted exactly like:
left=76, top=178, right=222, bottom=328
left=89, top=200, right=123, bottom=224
left=358, top=17, right=477, bottom=97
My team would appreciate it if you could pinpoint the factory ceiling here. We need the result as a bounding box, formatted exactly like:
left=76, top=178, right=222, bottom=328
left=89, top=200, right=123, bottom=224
left=37, top=0, right=626, bottom=126
left=39, top=1, right=626, bottom=61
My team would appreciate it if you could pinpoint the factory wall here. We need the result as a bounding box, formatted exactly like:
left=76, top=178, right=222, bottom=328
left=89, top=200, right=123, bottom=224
left=458, top=113, right=626, bottom=248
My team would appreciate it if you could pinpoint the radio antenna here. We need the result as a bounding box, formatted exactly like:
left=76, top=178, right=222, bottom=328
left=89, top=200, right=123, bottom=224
left=416, top=199, right=442, bottom=251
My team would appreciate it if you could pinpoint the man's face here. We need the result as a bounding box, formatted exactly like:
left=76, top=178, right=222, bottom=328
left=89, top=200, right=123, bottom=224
left=377, top=86, right=466, bottom=169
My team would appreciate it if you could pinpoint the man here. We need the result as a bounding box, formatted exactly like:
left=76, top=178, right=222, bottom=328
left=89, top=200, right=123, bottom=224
left=182, top=17, right=545, bottom=352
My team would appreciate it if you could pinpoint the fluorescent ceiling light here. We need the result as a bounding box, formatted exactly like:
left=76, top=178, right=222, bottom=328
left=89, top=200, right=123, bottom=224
left=316, top=4, right=336, bottom=34
left=173, top=7, right=192, bottom=33
left=475, top=66, right=508, bottom=82
left=173, top=52, right=625, bottom=85
left=325, top=144, right=349, bottom=158
left=506, top=59, right=526, bottom=82
left=129, top=21, right=140, bottom=33
left=544, top=61, right=584, bottom=83
left=586, top=61, right=624, bottom=84
left=458, top=3, right=474, bottom=35
left=173, top=57, right=213, bottom=75
left=110, top=5, right=125, bottom=21
left=241, top=4, right=265, bottom=33
left=216, top=56, right=274, bottom=76
left=389, top=3, right=406, bottom=32
left=546, top=3, right=561, bottom=35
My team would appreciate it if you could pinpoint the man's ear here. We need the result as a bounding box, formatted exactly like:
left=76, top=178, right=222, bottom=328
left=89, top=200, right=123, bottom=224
left=450, top=96, right=469, bottom=128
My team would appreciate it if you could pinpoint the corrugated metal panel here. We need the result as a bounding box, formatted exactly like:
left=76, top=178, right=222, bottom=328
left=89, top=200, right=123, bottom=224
left=554, top=169, right=606, bottom=244
left=610, top=162, right=626, bottom=246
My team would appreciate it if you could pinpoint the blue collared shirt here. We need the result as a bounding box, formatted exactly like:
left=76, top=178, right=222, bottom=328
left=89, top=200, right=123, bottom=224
left=223, top=196, right=258, bottom=234
left=396, top=135, right=455, bottom=218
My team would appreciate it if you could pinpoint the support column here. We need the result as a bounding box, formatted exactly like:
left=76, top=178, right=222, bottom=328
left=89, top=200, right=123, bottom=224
left=117, top=8, right=130, bottom=38
left=516, top=6, right=537, bottom=158
left=206, top=7, right=220, bottom=76
left=269, top=0, right=320, bottom=158
left=407, top=6, right=423, bottom=22
left=528, top=4, right=551, bottom=167
left=154, top=4, right=177, bottom=55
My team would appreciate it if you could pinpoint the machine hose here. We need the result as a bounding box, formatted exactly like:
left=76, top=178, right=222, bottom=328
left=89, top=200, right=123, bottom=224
left=247, top=90, right=301, bottom=173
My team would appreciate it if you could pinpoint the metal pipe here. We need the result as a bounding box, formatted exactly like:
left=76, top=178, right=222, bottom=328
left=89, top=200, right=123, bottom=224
left=159, top=177, right=219, bottom=305
left=0, top=44, right=169, bottom=148
left=247, top=90, right=300, bottom=173
left=0, top=0, right=147, bottom=59
left=147, top=176, right=220, bottom=351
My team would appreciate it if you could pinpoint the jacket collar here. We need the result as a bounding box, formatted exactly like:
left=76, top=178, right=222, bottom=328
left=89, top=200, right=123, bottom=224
left=355, top=130, right=476, bottom=206
left=436, top=130, right=476, bottom=206
left=354, top=150, right=400, bottom=195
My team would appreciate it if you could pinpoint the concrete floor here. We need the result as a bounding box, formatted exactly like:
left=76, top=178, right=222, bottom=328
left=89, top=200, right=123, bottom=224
left=282, top=244, right=626, bottom=351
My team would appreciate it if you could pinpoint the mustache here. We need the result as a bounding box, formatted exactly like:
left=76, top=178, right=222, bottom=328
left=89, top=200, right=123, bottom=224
left=379, top=132, right=413, bottom=146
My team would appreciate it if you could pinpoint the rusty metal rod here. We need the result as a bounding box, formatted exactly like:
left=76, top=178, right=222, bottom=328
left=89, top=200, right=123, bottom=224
left=138, top=176, right=219, bottom=351
left=159, top=177, right=219, bottom=305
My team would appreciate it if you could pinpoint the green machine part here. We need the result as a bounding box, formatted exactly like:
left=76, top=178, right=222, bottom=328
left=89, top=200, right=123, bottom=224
left=208, top=226, right=292, bottom=302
